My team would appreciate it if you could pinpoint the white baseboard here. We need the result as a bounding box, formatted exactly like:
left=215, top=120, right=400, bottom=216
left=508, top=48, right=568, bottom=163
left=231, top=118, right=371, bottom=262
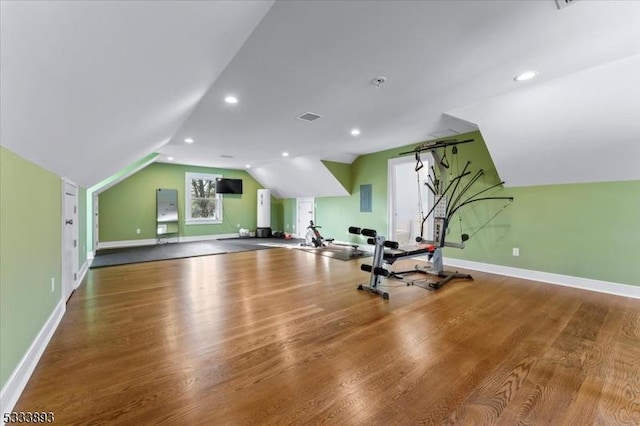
left=442, top=257, right=640, bottom=300
left=97, top=233, right=240, bottom=250
left=180, top=233, right=238, bottom=242
left=98, top=238, right=156, bottom=249
left=87, top=251, right=94, bottom=260
left=0, top=300, right=65, bottom=417
left=76, top=259, right=89, bottom=288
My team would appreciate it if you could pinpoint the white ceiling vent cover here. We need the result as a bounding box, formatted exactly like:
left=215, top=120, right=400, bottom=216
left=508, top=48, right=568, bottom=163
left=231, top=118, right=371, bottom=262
left=555, top=0, right=581, bottom=10
left=297, top=112, right=322, bottom=122
left=429, top=129, right=459, bottom=138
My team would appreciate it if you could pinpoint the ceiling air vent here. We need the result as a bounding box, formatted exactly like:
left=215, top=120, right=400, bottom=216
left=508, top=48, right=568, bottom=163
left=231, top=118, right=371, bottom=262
left=220, top=154, right=233, bottom=159
left=429, top=129, right=459, bottom=139
left=555, top=0, right=580, bottom=10
left=297, top=112, right=322, bottom=122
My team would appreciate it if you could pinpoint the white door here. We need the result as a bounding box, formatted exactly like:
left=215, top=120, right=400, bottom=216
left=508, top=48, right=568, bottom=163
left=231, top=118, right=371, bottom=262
left=93, top=194, right=99, bottom=251
left=296, top=198, right=315, bottom=238
left=62, top=181, right=79, bottom=301
left=388, top=157, right=432, bottom=245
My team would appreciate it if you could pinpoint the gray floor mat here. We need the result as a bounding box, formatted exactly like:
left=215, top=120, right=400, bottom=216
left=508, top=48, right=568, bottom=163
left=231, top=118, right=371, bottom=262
left=295, top=246, right=371, bottom=261
left=90, top=238, right=303, bottom=268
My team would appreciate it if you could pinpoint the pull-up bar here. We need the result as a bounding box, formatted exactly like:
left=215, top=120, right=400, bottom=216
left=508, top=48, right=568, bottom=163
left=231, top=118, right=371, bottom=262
left=398, top=138, right=474, bottom=156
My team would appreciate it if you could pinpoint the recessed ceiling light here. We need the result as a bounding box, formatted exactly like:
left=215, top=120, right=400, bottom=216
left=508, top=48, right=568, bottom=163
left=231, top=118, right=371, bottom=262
left=282, top=152, right=289, bottom=157
left=184, top=138, right=194, bottom=144
left=351, top=128, right=361, bottom=136
left=224, top=95, right=238, bottom=104
left=246, top=164, right=251, bottom=168
left=514, top=70, right=539, bottom=82
left=167, top=156, right=174, bottom=161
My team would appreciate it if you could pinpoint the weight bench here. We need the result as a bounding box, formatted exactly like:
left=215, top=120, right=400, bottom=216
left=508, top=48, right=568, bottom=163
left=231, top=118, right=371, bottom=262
left=384, top=245, right=472, bottom=291
left=348, top=226, right=472, bottom=299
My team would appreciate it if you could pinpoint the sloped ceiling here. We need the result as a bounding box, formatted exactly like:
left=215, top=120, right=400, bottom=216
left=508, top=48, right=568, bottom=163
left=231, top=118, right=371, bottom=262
left=448, top=55, right=640, bottom=187
left=2, top=1, right=639, bottom=193
left=0, top=0, right=274, bottom=188
left=250, top=156, right=349, bottom=199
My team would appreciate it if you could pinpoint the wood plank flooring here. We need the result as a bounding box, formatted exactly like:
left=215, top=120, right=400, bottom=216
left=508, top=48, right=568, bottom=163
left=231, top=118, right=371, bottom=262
left=15, top=248, right=640, bottom=425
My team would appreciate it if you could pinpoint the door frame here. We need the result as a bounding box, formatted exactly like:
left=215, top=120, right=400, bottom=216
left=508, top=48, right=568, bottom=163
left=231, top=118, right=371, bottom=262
left=92, top=193, right=99, bottom=252
left=61, top=178, right=79, bottom=302
left=296, top=197, right=315, bottom=238
left=387, top=156, right=434, bottom=243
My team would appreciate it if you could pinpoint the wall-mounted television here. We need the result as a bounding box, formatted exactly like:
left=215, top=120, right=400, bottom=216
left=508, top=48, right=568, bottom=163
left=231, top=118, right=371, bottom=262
left=215, top=178, right=243, bottom=194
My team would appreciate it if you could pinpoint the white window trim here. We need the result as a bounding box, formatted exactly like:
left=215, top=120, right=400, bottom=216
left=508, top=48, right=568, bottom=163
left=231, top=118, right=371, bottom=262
left=185, top=172, right=223, bottom=225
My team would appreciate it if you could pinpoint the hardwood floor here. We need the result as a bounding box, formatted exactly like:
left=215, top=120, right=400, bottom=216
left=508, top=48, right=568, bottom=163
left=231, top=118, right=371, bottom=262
left=15, top=248, right=640, bottom=425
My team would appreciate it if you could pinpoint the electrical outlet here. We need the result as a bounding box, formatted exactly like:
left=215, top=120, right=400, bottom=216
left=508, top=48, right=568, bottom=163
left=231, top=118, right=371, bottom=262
left=136, top=228, right=141, bottom=234
left=237, top=224, right=240, bottom=228
left=51, top=277, right=55, bottom=293
left=512, top=247, right=520, bottom=257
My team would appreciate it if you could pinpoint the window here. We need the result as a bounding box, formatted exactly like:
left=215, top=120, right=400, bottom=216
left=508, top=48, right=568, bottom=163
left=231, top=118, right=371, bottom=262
left=185, top=172, right=223, bottom=224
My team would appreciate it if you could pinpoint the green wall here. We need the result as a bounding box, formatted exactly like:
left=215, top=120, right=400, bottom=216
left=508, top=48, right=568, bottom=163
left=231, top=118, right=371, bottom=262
left=0, top=147, right=62, bottom=389
left=322, top=160, right=352, bottom=194
left=98, top=163, right=281, bottom=242
left=281, top=198, right=297, bottom=234
left=316, top=143, right=407, bottom=242
left=87, top=152, right=158, bottom=253
left=442, top=181, right=640, bottom=285
left=271, top=198, right=284, bottom=232
left=315, top=131, right=640, bottom=286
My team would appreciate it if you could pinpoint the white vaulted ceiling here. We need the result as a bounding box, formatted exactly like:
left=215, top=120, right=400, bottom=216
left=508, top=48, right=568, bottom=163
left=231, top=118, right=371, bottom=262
left=0, top=0, right=274, bottom=187
left=1, top=1, right=639, bottom=192
left=448, top=55, right=640, bottom=187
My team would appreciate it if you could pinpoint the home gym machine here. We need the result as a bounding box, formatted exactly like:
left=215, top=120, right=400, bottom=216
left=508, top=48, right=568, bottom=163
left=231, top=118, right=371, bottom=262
left=304, top=220, right=363, bottom=256
left=350, top=137, right=513, bottom=299
left=302, top=220, right=331, bottom=247
left=392, top=137, right=514, bottom=290
left=349, top=226, right=448, bottom=299
left=348, top=226, right=399, bottom=300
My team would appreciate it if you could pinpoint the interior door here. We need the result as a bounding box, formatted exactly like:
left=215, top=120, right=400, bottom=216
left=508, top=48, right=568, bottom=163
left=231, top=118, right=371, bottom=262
left=93, top=194, right=99, bottom=250
left=389, top=158, right=432, bottom=245
left=296, top=198, right=314, bottom=238
left=62, top=181, right=78, bottom=301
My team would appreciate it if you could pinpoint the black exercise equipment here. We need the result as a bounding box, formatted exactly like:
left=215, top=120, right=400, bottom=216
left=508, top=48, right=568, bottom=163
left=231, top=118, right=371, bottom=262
left=392, top=137, right=513, bottom=290
left=301, top=220, right=332, bottom=247
left=302, top=221, right=363, bottom=256
left=349, top=226, right=391, bottom=299
left=348, top=138, right=513, bottom=297
left=400, top=138, right=513, bottom=245
left=361, top=228, right=377, bottom=237
left=386, top=237, right=473, bottom=291
left=350, top=225, right=471, bottom=298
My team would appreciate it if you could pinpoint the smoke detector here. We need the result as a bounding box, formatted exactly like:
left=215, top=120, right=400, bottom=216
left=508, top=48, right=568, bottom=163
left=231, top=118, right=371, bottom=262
left=555, top=0, right=581, bottom=9
left=297, top=112, right=322, bottom=122
left=372, top=76, right=387, bottom=88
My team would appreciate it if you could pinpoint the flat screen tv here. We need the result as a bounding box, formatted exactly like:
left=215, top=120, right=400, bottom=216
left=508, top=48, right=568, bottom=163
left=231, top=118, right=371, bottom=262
left=215, top=178, right=243, bottom=194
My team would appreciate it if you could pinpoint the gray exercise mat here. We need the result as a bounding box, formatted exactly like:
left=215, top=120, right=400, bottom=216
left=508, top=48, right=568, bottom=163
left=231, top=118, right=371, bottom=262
left=90, top=238, right=303, bottom=268
left=295, top=245, right=371, bottom=261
